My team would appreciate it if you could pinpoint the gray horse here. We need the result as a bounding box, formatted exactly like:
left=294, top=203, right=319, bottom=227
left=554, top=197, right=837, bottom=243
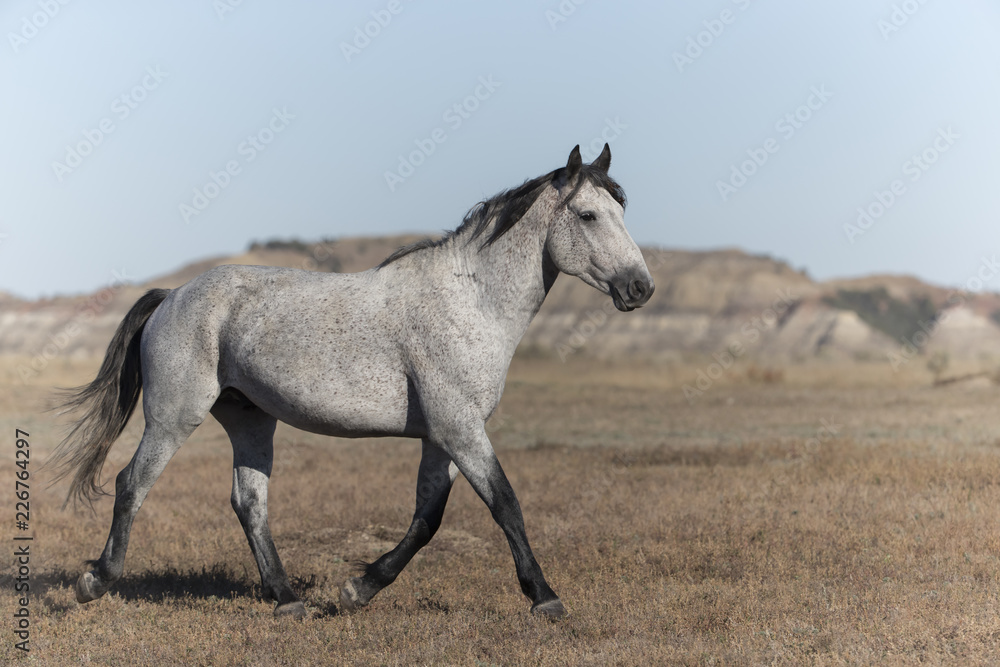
left=53, top=144, right=654, bottom=619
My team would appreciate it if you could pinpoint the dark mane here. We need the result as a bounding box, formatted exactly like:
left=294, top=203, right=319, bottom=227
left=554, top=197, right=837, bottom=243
left=378, top=163, right=626, bottom=268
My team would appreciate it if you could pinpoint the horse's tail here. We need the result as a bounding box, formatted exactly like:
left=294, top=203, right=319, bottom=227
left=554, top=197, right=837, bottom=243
left=49, top=288, right=170, bottom=508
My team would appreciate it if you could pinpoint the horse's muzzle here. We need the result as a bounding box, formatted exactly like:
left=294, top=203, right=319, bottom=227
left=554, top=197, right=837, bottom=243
left=610, top=274, right=654, bottom=312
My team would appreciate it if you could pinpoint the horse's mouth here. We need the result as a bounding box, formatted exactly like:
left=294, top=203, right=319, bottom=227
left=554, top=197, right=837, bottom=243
left=609, top=284, right=636, bottom=312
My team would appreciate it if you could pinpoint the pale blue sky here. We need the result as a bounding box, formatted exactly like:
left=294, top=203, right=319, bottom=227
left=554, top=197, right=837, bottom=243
left=2, top=1, right=999, bottom=298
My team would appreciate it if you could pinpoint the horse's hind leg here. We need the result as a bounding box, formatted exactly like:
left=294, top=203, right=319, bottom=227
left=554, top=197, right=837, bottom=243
left=75, top=418, right=200, bottom=604
left=211, top=399, right=304, bottom=619
left=340, top=440, right=458, bottom=612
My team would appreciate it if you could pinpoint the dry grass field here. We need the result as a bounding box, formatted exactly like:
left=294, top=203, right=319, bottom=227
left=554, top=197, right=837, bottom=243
left=6, top=356, right=1000, bottom=664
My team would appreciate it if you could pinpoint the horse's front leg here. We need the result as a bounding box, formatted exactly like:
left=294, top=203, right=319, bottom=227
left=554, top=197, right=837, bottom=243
left=439, top=423, right=565, bottom=618
left=340, top=439, right=458, bottom=612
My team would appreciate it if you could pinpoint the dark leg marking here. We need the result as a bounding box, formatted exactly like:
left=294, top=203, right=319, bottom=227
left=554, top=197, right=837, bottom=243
left=340, top=440, right=457, bottom=612
left=448, top=436, right=565, bottom=618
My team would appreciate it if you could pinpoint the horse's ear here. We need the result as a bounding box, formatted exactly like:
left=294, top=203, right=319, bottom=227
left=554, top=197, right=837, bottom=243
left=565, top=145, right=583, bottom=180
left=591, top=143, right=611, bottom=173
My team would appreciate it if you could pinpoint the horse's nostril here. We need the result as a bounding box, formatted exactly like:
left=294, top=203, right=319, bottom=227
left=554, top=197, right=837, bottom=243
left=628, top=279, right=646, bottom=300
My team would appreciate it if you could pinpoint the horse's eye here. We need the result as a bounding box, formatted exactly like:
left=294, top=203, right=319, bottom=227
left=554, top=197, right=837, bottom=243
left=580, top=211, right=597, bottom=222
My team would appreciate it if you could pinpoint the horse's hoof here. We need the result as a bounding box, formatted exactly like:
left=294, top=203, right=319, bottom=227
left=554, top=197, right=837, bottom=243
left=274, top=600, right=306, bottom=619
left=339, top=577, right=367, bottom=614
left=75, top=571, right=104, bottom=604
left=531, top=598, right=567, bottom=619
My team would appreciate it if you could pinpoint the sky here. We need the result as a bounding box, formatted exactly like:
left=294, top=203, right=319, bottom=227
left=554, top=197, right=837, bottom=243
left=2, top=0, right=999, bottom=299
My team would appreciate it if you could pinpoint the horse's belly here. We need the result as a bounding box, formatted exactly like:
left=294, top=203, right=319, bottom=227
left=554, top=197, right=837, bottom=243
left=225, top=364, right=423, bottom=439
left=275, top=400, right=417, bottom=439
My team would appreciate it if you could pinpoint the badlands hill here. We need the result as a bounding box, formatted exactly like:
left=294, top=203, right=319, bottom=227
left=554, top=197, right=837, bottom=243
left=3, top=236, right=1000, bottom=370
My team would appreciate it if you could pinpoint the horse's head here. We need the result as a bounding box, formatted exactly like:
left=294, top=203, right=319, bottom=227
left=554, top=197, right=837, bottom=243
left=546, top=144, right=654, bottom=312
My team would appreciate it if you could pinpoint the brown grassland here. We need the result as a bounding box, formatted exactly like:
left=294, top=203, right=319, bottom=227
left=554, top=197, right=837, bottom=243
left=5, top=355, right=1000, bottom=665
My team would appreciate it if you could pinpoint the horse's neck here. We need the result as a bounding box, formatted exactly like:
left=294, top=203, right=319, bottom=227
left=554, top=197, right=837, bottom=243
left=457, top=207, right=556, bottom=347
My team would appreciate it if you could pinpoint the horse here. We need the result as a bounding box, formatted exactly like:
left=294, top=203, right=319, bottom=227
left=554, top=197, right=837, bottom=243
left=52, top=143, right=654, bottom=620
